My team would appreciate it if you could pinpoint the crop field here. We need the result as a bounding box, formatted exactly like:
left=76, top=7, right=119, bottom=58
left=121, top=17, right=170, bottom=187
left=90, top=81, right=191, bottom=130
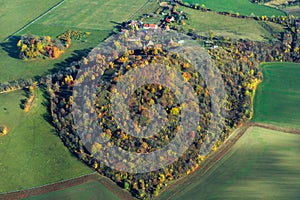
left=159, top=126, right=300, bottom=200
left=182, top=0, right=286, bottom=16
left=0, top=88, right=93, bottom=193
left=252, top=62, right=300, bottom=129
left=0, top=0, right=148, bottom=83
left=180, top=6, right=284, bottom=41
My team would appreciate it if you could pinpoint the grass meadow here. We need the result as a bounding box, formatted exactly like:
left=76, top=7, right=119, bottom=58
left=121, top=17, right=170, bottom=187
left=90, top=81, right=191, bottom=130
left=180, top=6, right=284, bottom=41
left=0, top=28, right=110, bottom=83
left=0, top=0, right=148, bottom=83
left=252, top=62, right=300, bottom=129
left=159, top=126, right=300, bottom=200
left=0, top=88, right=93, bottom=193
left=182, top=0, right=286, bottom=16
left=36, top=0, right=148, bottom=30
left=0, top=0, right=62, bottom=41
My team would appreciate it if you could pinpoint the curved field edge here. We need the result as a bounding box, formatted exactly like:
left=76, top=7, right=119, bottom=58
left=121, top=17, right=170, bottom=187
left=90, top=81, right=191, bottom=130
left=0, top=89, right=93, bottom=193
left=252, top=62, right=300, bottom=129
left=157, top=124, right=300, bottom=200
left=181, top=0, right=286, bottom=16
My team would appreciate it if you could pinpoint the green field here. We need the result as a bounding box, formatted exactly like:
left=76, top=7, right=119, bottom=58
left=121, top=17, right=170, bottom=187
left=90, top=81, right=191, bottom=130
left=36, top=0, right=147, bottom=30
left=180, top=6, right=284, bottom=41
left=252, top=62, right=300, bottom=129
left=182, top=0, right=286, bottom=16
left=0, top=89, right=93, bottom=193
left=0, top=0, right=62, bottom=41
left=159, top=126, right=300, bottom=200
left=25, top=181, right=120, bottom=200
left=0, top=0, right=148, bottom=83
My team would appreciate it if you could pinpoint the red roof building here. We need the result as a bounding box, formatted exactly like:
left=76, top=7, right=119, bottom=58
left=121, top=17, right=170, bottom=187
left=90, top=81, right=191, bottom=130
left=143, top=24, right=158, bottom=30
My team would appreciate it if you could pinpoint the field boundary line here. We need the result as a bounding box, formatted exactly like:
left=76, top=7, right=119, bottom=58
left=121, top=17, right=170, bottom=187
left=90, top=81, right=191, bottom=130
left=4, top=0, right=65, bottom=42
left=252, top=122, right=300, bottom=134
left=0, top=172, right=97, bottom=198
left=0, top=170, right=134, bottom=200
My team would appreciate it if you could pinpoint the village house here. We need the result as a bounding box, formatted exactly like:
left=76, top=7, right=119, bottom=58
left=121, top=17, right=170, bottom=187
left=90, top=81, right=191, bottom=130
left=143, top=24, right=158, bottom=30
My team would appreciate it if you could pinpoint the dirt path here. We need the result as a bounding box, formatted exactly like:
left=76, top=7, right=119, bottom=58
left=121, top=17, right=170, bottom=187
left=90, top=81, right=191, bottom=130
left=0, top=173, right=133, bottom=200
left=253, top=122, right=300, bottom=134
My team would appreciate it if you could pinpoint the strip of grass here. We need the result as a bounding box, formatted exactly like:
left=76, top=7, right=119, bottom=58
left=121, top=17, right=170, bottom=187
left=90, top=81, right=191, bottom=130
left=252, top=62, right=300, bottom=129
left=180, top=6, right=282, bottom=41
left=182, top=0, right=286, bottom=16
left=159, top=126, right=300, bottom=200
left=25, top=181, right=121, bottom=200
left=0, top=89, right=93, bottom=193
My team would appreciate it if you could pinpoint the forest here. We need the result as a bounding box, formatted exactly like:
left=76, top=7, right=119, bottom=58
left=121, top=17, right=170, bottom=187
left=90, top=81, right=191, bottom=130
left=48, top=29, right=263, bottom=198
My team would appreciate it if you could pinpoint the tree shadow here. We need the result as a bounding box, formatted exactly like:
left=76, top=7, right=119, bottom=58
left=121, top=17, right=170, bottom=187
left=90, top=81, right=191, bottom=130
left=19, top=87, right=30, bottom=109
left=20, top=99, right=26, bottom=110
left=48, top=48, right=93, bottom=75
left=110, top=21, right=123, bottom=31
left=110, top=20, right=121, bottom=25
left=1, top=36, right=21, bottom=59
left=39, top=85, right=54, bottom=128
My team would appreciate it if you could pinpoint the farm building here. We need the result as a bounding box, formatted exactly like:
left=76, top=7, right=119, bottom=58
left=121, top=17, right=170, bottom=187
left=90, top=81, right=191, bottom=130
left=143, top=24, right=158, bottom=30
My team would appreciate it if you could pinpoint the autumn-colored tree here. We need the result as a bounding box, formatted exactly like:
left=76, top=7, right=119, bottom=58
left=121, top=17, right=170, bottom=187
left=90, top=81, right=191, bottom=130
left=0, top=125, right=8, bottom=136
left=52, top=46, right=60, bottom=58
left=66, top=37, right=71, bottom=45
